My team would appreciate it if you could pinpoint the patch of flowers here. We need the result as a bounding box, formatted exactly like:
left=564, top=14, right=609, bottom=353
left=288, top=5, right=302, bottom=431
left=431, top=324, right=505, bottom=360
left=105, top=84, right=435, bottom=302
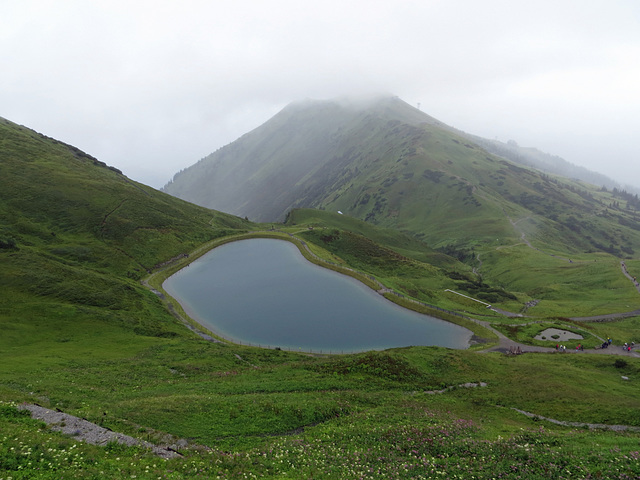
left=2, top=402, right=640, bottom=479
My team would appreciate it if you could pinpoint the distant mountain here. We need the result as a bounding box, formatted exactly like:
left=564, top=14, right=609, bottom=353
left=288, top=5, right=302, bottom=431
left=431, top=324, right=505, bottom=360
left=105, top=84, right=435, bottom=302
left=164, top=96, right=640, bottom=258
left=463, top=135, right=637, bottom=194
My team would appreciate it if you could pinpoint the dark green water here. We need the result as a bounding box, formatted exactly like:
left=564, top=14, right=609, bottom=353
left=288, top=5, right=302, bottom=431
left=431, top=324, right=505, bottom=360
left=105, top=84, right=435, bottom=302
left=163, top=238, right=472, bottom=352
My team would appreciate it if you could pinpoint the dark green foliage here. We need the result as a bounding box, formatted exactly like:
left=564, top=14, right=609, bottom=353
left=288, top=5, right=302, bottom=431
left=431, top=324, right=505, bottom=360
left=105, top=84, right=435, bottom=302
left=0, top=237, right=17, bottom=250
left=421, top=168, right=445, bottom=183
left=317, top=352, right=423, bottom=382
left=614, top=359, right=628, bottom=369
left=0, top=404, right=31, bottom=420
left=438, top=243, right=477, bottom=264
left=457, top=279, right=518, bottom=302
left=301, top=228, right=421, bottom=277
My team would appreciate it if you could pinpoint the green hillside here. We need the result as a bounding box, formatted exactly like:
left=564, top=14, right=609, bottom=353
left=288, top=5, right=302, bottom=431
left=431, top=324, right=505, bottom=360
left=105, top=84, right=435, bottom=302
left=164, top=97, right=640, bottom=317
left=0, top=116, right=252, bottom=359
left=2, top=117, right=640, bottom=479
left=164, top=96, right=640, bottom=256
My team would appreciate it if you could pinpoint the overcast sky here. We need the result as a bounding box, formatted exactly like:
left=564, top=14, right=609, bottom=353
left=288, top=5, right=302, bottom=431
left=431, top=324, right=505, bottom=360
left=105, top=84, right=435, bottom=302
left=2, top=0, right=639, bottom=189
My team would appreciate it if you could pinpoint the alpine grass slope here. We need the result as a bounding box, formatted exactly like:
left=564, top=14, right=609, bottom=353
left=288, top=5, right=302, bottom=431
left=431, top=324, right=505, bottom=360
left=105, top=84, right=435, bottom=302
left=2, top=116, right=640, bottom=479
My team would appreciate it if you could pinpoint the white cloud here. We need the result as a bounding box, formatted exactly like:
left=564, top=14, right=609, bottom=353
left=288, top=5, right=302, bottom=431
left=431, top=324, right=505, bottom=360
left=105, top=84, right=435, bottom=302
left=1, top=0, right=639, bottom=188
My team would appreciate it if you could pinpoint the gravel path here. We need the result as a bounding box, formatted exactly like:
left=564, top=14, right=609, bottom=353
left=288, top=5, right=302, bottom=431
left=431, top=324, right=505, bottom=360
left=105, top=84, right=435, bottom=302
left=17, top=404, right=182, bottom=459
left=476, top=319, right=640, bottom=357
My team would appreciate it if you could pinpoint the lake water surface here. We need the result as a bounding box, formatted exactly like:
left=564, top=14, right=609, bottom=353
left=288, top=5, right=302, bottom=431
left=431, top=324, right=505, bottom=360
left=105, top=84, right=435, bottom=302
left=163, top=238, right=472, bottom=352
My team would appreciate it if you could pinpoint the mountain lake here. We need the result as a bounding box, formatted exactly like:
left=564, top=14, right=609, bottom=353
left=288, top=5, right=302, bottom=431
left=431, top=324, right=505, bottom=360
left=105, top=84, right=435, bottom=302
left=163, top=238, right=472, bottom=353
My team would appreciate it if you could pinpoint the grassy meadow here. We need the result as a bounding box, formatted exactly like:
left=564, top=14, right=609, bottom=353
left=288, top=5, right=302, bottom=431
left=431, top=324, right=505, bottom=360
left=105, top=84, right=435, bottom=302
left=2, top=340, right=640, bottom=478
left=5, top=217, right=639, bottom=478
left=2, top=117, right=640, bottom=478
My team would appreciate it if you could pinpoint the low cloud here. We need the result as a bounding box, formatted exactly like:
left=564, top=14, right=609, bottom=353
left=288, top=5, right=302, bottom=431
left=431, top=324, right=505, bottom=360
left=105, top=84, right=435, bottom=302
left=1, top=0, right=638, bottom=188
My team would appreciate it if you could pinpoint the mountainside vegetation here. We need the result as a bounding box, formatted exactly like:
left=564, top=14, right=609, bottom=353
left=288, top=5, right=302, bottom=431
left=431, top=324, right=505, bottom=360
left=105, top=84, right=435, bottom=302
left=467, top=134, right=639, bottom=194
left=164, top=96, right=640, bottom=253
left=0, top=115, right=252, bottom=360
left=165, top=96, right=640, bottom=318
left=2, top=116, right=640, bottom=479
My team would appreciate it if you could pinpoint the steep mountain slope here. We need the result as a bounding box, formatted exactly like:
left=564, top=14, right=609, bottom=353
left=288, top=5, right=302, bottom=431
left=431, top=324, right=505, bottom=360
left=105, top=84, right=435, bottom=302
left=0, top=116, right=251, bottom=342
left=164, top=96, right=640, bottom=259
left=165, top=96, right=441, bottom=222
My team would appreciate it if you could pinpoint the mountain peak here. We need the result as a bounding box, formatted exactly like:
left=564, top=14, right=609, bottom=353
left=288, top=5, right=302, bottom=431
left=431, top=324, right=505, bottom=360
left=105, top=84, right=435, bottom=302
left=279, top=94, right=440, bottom=127
left=163, top=95, right=640, bottom=261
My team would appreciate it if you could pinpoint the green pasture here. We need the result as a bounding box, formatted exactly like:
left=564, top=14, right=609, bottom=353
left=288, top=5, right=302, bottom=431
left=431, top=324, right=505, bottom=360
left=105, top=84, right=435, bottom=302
left=2, top=332, right=640, bottom=478
left=3, top=117, right=640, bottom=478
left=474, top=243, right=640, bottom=316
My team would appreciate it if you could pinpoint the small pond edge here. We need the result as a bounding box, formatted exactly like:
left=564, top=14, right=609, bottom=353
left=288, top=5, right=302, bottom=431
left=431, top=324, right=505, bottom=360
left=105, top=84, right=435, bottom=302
left=142, top=230, right=498, bottom=352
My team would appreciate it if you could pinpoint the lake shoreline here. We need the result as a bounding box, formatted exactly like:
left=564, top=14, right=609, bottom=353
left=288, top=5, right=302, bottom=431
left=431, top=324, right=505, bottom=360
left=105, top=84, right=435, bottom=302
left=162, top=237, right=474, bottom=352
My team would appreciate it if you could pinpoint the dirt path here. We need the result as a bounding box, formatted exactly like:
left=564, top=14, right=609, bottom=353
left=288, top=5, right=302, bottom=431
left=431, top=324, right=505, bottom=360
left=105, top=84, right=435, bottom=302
left=505, top=213, right=576, bottom=263
left=476, top=318, right=640, bottom=357
left=621, top=260, right=640, bottom=293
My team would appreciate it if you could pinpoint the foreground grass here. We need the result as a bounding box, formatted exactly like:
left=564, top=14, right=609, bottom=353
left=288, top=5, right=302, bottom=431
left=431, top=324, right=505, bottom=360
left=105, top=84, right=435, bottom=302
left=3, top=387, right=640, bottom=479
left=2, top=322, right=640, bottom=478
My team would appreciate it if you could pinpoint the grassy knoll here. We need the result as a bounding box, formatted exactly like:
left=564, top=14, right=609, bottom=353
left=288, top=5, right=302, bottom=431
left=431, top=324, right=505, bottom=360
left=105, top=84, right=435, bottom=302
left=476, top=244, right=640, bottom=317
left=587, top=316, right=640, bottom=346
left=492, top=321, right=602, bottom=349
left=285, top=208, right=459, bottom=268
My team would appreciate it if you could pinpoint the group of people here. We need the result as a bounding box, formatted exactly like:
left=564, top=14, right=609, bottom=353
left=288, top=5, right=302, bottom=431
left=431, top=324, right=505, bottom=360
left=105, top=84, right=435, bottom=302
left=555, top=337, right=636, bottom=352
left=598, top=338, right=636, bottom=352
left=550, top=337, right=636, bottom=353
left=599, top=338, right=613, bottom=349
left=555, top=344, right=575, bottom=352
left=621, top=261, right=639, bottom=288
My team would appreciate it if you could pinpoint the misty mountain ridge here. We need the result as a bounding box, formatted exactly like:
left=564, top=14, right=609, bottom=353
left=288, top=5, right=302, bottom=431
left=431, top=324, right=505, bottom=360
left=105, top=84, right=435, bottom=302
left=163, top=95, right=640, bottom=260
left=466, top=135, right=639, bottom=195
left=166, top=95, right=634, bottom=200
